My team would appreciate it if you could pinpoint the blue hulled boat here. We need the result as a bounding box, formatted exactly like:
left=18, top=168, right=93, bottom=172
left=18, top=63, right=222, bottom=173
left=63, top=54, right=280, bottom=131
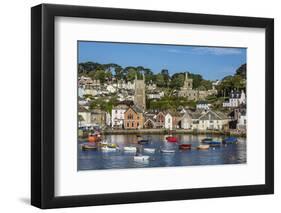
left=223, top=136, right=238, bottom=144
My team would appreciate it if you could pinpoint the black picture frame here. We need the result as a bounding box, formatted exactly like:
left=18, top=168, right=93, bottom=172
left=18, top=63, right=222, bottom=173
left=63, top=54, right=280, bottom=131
left=31, top=3, right=274, bottom=209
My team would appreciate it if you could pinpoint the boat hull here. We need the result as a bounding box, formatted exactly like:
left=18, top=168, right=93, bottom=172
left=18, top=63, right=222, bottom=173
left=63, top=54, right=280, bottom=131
left=179, top=144, right=191, bottom=150
left=166, top=137, right=177, bottom=143
left=197, top=145, right=210, bottom=150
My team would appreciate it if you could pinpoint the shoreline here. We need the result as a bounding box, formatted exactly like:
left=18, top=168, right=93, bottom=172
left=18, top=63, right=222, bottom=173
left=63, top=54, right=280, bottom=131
left=81, top=128, right=246, bottom=137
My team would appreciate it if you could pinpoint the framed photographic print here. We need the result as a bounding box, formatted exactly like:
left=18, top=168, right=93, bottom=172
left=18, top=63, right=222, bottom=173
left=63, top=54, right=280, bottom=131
left=31, top=3, right=274, bottom=209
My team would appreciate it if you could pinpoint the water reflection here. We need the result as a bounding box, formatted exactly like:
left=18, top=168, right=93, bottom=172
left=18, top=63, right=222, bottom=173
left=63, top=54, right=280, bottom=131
left=78, top=134, right=246, bottom=171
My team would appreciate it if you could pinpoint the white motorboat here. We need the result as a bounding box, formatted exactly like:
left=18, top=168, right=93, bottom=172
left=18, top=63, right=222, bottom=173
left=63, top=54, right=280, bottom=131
left=134, top=155, right=150, bottom=161
left=123, top=146, right=137, bottom=152
left=143, top=148, right=156, bottom=153
left=160, top=149, right=176, bottom=153
left=101, top=146, right=118, bottom=152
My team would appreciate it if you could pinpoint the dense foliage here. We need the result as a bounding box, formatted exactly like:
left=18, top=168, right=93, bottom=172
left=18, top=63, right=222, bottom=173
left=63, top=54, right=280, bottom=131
left=78, top=61, right=214, bottom=90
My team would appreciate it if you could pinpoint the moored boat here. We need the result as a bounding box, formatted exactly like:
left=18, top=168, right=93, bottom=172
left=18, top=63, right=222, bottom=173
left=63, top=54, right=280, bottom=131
left=197, top=144, right=210, bottom=150
left=179, top=144, right=192, bottom=150
left=123, top=146, right=137, bottom=152
left=138, top=139, right=149, bottom=144
left=208, top=141, right=221, bottom=147
left=107, top=143, right=118, bottom=148
left=134, top=155, right=150, bottom=161
left=201, top=138, right=213, bottom=143
left=81, top=143, right=98, bottom=151
left=101, top=146, right=118, bottom=152
left=143, top=148, right=156, bottom=153
left=166, top=136, right=177, bottom=143
left=223, top=136, right=238, bottom=144
left=197, top=145, right=210, bottom=150
left=160, top=149, right=176, bottom=153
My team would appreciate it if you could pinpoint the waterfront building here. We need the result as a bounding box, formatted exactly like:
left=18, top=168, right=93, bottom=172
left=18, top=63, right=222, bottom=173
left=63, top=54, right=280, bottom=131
left=143, top=118, right=156, bottom=129
left=223, top=90, right=246, bottom=108
left=155, top=111, right=166, bottom=128
left=78, top=105, right=91, bottom=127
left=164, top=111, right=182, bottom=129
left=191, top=110, right=228, bottom=131
left=90, top=109, right=107, bottom=128
left=134, top=73, right=146, bottom=110
left=111, top=104, right=129, bottom=129
left=124, top=105, right=144, bottom=129
left=179, top=110, right=193, bottom=129
left=237, top=109, right=246, bottom=130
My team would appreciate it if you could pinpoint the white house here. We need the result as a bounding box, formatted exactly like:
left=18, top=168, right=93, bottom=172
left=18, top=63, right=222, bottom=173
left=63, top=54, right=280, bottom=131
left=111, top=104, right=129, bottom=128
left=237, top=110, right=246, bottom=130
left=180, top=111, right=193, bottom=129
left=192, top=110, right=228, bottom=131
left=164, top=113, right=173, bottom=130
left=78, top=106, right=92, bottom=127
left=223, top=90, right=246, bottom=108
left=196, top=100, right=210, bottom=110
left=106, top=85, right=116, bottom=93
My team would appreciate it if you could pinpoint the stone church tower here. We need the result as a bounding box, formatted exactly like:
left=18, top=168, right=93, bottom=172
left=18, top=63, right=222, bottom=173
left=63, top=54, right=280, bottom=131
left=178, top=72, right=198, bottom=100
left=134, top=73, right=146, bottom=111
left=183, top=72, right=193, bottom=90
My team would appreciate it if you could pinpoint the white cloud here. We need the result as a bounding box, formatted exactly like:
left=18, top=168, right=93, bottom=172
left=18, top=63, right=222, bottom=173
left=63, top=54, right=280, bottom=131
left=192, top=47, right=243, bottom=55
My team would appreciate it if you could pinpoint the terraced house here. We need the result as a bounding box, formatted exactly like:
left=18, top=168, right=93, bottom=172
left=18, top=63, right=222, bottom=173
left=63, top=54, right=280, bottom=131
left=124, top=106, right=144, bottom=129
left=191, top=110, right=228, bottom=131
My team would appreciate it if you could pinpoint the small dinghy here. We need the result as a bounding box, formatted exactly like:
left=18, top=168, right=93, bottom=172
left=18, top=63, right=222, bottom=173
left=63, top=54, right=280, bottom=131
left=160, top=149, right=176, bottom=153
left=208, top=141, right=221, bottom=147
left=138, top=139, right=149, bottom=144
left=143, top=148, right=156, bottom=153
left=179, top=144, right=191, bottom=150
left=201, top=138, right=213, bottom=143
left=107, top=143, right=118, bottom=148
left=197, top=144, right=210, bottom=150
left=123, top=146, right=137, bottom=152
left=81, top=144, right=98, bottom=151
left=134, top=155, right=150, bottom=161
left=166, top=136, right=177, bottom=143
left=223, top=136, right=238, bottom=144
left=101, top=146, right=118, bottom=152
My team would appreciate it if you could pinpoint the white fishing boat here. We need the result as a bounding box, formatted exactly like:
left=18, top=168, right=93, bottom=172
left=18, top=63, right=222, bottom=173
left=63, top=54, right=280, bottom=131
left=143, top=148, right=156, bottom=153
left=101, top=146, right=118, bottom=152
left=160, top=149, right=176, bottom=153
left=134, top=155, right=150, bottom=161
left=123, top=146, right=137, bottom=152
left=197, top=144, right=210, bottom=150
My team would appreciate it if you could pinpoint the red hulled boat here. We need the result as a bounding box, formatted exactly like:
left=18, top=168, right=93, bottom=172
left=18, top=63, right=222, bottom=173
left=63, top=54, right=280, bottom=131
left=179, top=144, right=191, bottom=150
left=166, top=136, right=178, bottom=143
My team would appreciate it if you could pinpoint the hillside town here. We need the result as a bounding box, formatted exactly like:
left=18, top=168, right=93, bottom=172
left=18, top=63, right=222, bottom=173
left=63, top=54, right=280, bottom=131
left=78, top=67, right=247, bottom=136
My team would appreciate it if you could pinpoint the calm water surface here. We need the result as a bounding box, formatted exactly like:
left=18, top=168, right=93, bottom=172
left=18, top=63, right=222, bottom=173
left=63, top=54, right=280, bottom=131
left=78, top=134, right=246, bottom=170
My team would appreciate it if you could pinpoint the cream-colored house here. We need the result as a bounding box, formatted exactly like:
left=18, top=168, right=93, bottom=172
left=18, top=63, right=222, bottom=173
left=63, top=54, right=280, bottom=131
left=192, top=110, right=228, bottom=131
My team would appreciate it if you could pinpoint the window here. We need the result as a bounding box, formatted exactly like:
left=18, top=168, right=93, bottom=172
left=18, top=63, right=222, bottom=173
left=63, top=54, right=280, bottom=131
left=127, top=123, right=129, bottom=127
left=132, top=122, right=134, bottom=127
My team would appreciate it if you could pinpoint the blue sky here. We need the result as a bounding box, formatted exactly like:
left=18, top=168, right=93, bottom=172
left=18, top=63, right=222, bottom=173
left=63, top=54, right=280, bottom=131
left=78, top=41, right=246, bottom=80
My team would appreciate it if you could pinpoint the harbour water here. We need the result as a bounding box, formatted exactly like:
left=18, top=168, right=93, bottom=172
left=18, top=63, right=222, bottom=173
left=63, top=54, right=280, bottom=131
left=78, top=134, right=246, bottom=171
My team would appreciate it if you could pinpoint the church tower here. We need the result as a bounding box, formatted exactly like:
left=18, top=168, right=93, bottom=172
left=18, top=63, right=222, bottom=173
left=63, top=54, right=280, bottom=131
left=134, top=73, right=146, bottom=111
left=183, top=72, right=193, bottom=90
